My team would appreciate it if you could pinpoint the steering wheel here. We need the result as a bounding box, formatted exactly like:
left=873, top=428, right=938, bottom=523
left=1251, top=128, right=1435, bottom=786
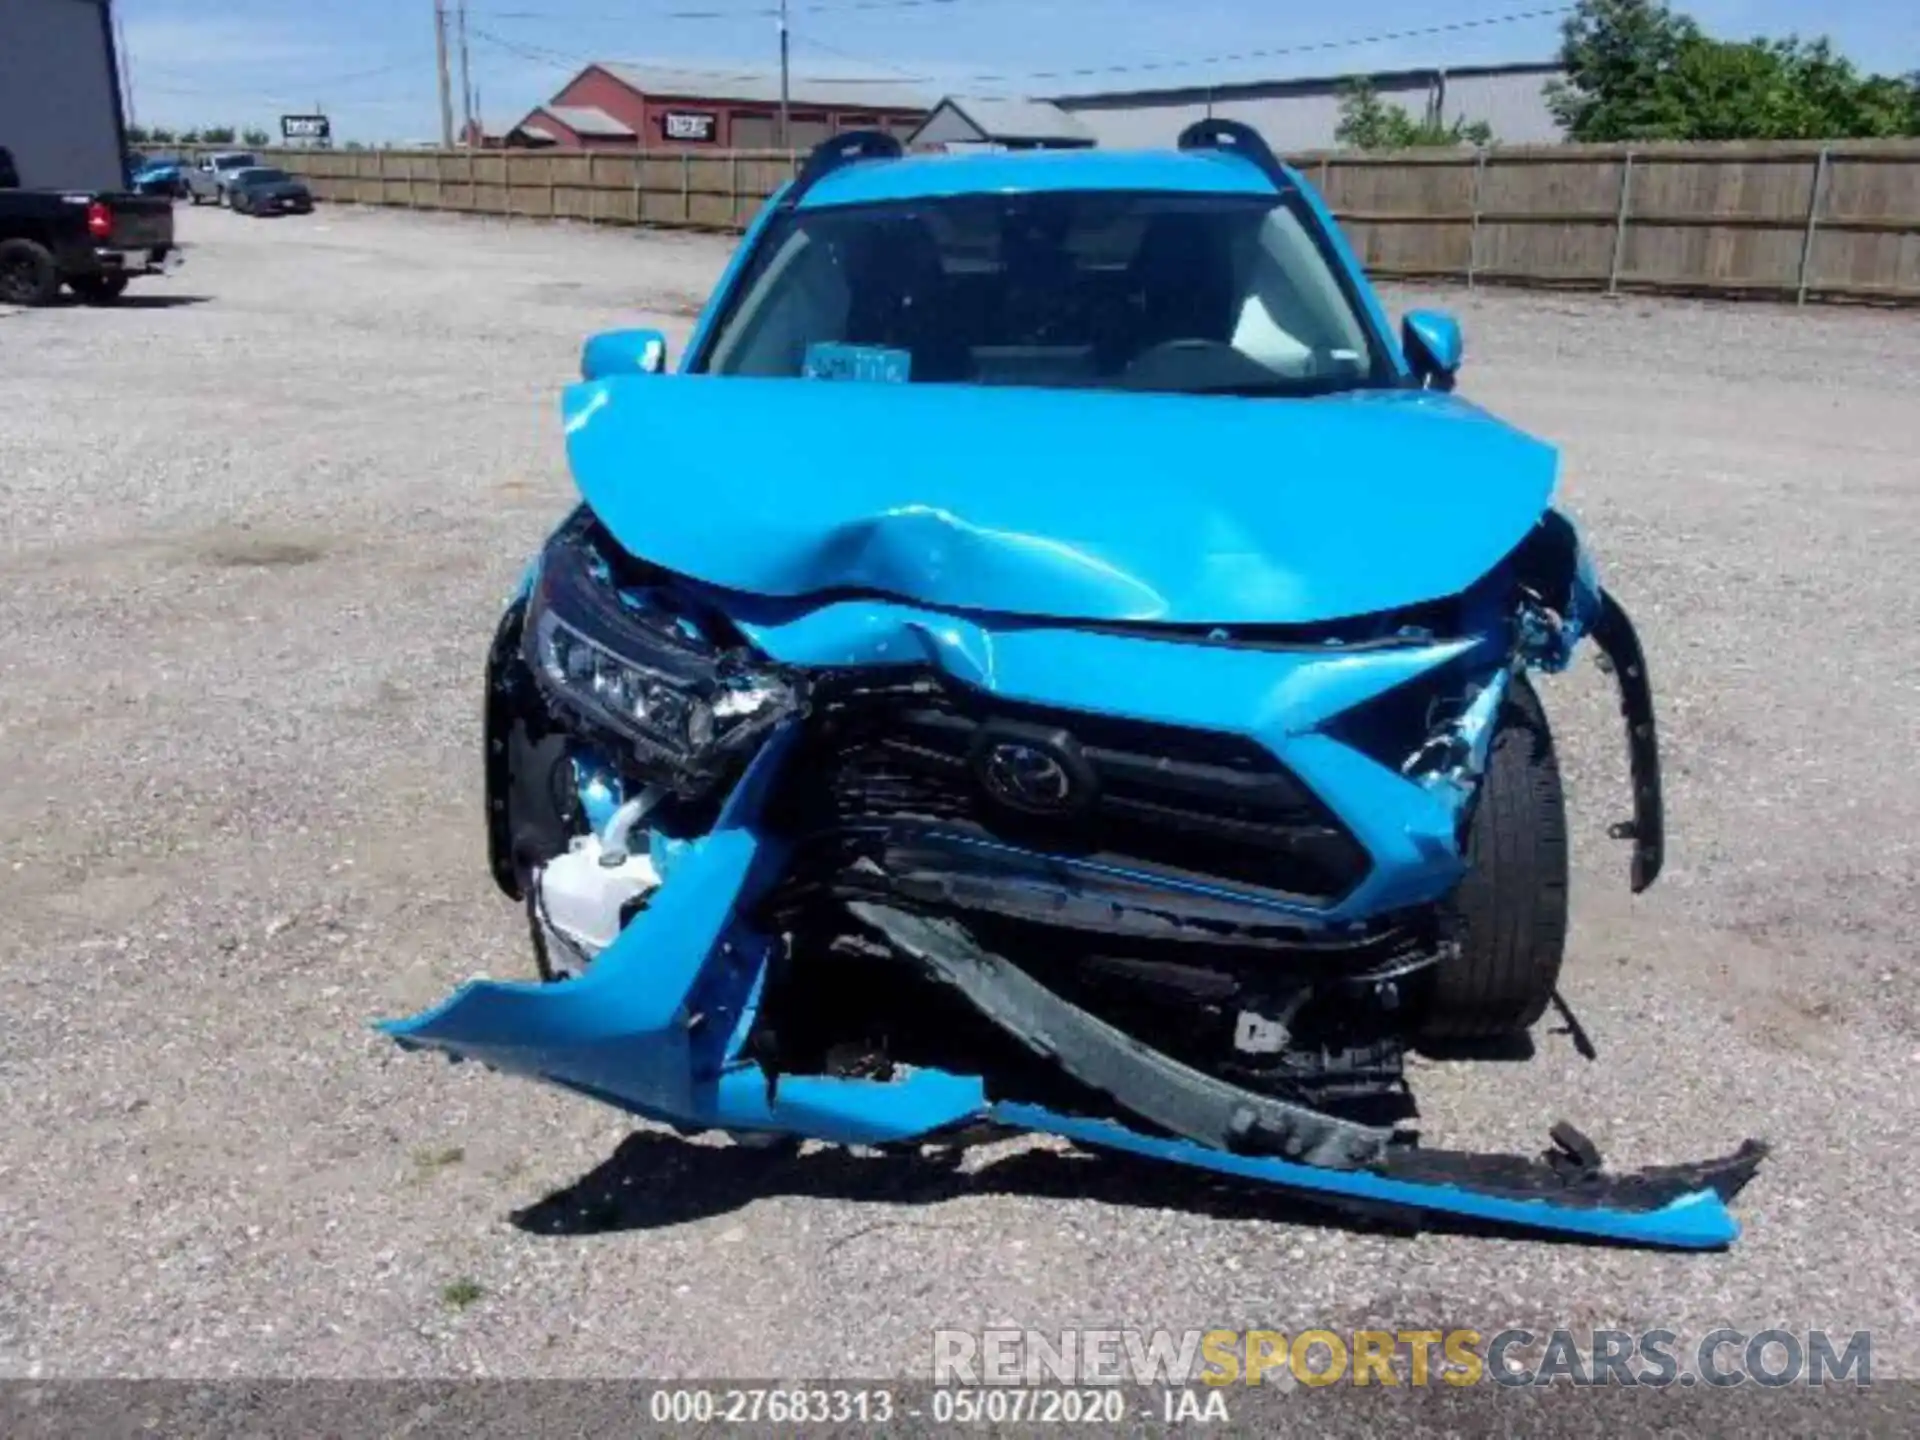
left=1125, top=337, right=1240, bottom=367
left=1121, top=337, right=1271, bottom=389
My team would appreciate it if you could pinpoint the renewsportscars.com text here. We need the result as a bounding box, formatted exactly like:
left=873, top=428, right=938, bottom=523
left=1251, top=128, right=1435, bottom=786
left=932, top=1327, right=1873, bottom=1388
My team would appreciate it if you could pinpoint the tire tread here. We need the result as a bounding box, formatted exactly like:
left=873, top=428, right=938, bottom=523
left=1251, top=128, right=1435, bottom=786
left=1421, top=675, right=1570, bottom=1039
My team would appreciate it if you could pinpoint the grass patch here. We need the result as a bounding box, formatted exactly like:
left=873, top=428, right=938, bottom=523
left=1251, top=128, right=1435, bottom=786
left=412, top=1144, right=465, bottom=1174
left=441, top=1278, right=485, bottom=1311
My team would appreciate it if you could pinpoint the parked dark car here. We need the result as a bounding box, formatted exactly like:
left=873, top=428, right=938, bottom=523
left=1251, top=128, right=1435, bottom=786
left=0, top=144, right=181, bottom=305
left=228, top=166, right=313, bottom=216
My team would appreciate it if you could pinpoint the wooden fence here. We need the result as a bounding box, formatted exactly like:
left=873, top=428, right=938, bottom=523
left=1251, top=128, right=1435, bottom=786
left=251, top=140, right=1920, bottom=304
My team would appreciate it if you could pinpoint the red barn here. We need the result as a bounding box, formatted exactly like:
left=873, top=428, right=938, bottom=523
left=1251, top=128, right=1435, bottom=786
left=507, top=63, right=929, bottom=151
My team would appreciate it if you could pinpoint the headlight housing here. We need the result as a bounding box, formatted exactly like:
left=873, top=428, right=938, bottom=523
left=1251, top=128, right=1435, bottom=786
left=522, top=511, right=801, bottom=792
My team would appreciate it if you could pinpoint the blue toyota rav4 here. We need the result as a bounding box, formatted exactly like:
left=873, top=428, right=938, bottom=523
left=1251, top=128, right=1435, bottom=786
left=382, top=124, right=1763, bottom=1247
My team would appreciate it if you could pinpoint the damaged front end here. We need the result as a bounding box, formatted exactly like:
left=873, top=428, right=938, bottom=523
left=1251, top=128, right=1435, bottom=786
left=383, top=493, right=1759, bottom=1250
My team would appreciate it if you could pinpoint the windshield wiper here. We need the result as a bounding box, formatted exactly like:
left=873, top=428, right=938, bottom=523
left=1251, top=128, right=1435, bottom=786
left=1153, top=375, right=1375, bottom=399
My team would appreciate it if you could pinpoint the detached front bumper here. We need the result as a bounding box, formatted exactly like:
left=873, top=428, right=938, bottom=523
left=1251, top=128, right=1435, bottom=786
left=381, top=788, right=1761, bottom=1248
left=381, top=608, right=1758, bottom=1250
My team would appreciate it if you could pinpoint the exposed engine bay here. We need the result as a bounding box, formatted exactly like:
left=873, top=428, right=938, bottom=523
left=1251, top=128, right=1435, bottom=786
left=378, top=502, right=1762, bottom=1248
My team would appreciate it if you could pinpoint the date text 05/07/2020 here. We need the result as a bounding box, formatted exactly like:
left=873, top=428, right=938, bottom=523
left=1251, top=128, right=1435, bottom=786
left=642, top=1386, right=1218, bottom=1425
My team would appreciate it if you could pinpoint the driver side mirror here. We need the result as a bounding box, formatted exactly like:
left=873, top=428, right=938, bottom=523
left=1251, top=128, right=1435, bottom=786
left=581, top=328, right=669, bottom=381
left=1402, top=310, right=1463, bottom=392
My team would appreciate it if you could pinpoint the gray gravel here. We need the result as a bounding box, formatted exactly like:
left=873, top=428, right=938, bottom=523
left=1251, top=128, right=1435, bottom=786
left=1, top=204, right=1917, bottom=1379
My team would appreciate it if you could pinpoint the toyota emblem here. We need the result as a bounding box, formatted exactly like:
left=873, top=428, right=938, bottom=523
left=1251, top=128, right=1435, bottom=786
left=975, top=730, right=1092, bottom=815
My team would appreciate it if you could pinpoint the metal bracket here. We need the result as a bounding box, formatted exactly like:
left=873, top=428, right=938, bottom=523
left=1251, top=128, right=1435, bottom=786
left=1175, top=118, right=1290, bottom=193
left=1591, top=589, right=1665, bottom=894
left=781, top=129, right=904, bottom=210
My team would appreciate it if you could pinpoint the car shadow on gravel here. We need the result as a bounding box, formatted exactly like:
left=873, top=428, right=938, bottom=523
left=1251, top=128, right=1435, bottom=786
left=59, top=294, right=211, bottom=310
left=508, top=1128, right=1639, bottom=1249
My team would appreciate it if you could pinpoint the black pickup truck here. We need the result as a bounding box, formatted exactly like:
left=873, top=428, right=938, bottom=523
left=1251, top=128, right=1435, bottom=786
left=0, top=143, right=180, bottom=306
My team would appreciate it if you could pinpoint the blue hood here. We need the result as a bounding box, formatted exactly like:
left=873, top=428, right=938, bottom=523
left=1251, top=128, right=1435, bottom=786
left=562, top=376, right=1558, bottom=626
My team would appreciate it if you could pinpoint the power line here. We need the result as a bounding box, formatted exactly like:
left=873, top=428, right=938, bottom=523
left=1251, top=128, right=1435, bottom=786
left=473, top=0, right=969, bottom=18
left=468, top=24, right=911, bottom=82
left=968, top=8, right=1576, bottom=88
left=789, top=31, right=934, bottom=82
left=480, top=6, right=1570, bottom=93
left=129, top=58, right=420, bottom=95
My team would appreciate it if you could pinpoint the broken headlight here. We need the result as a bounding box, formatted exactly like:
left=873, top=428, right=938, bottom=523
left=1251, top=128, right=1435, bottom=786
left=522, top=511, right=800, bottom=788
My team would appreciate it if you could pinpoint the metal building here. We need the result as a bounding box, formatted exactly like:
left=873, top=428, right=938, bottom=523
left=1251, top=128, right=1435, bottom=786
left=509, top=63, right=929, bottom=150
left=907, top=97, right=1097, bottom=151
left=1050, top=61, right=1566, bottom=152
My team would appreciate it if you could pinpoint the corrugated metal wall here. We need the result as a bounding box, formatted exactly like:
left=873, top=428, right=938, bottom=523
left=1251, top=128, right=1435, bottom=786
left=0, top=0, right=125, bottom=191
left=1057, top=69, right=1564, bottom=151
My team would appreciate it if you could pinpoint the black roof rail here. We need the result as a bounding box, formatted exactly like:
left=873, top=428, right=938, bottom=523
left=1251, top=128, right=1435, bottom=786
left=1176, top=118, right=1290, bottom=192
left=781, top=129, right=905, bottom=209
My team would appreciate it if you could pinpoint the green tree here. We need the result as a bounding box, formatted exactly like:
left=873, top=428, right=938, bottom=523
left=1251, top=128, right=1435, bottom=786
left=1335, top=82, right=1495, bottom=149
left=241, top=126, right=271, bottom=147
left=1548, top=0, right=1920, bottom=140
left=200, top=125, right=237, bottom=144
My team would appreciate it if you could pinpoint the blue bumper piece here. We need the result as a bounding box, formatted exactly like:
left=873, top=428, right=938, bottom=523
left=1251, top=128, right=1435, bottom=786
left=992, top=1106, right=1752, bottom=1251
left=381, top=638, right=1761, bottom=1252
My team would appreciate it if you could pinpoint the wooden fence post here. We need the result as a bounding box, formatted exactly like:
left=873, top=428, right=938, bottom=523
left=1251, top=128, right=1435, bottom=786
left=729, top=152, right=740, bottom=229
left=1466, top=147, right=1487, bottom=289
left=1796, top=147, right=1831, bottom=307
left=1606, top=150, right=1636, bottom=295
left=376, top=146, right=388, bottom=207
left=682, top=151, right=692, bottom=224
left=547, top=155, right=557, bottom=220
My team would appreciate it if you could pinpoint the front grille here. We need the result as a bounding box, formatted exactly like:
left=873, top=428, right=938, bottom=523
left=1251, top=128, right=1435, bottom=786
left=776, top=682, right=1372, bottom=904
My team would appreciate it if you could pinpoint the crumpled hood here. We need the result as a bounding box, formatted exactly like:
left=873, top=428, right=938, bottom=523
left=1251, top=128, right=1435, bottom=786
left=562, top=375, right=1558, bottom=625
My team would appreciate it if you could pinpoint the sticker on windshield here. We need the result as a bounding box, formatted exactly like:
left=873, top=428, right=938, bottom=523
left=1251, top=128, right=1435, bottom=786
left=803, top=343, right=912, bottom=384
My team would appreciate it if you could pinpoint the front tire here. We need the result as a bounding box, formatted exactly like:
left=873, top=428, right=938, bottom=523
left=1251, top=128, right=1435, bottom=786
left=1421, top=675, right=1569, bottom=1041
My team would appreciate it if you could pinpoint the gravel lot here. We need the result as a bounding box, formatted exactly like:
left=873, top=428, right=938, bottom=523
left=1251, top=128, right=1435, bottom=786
left=2, top=202, right=1918, bottom=1381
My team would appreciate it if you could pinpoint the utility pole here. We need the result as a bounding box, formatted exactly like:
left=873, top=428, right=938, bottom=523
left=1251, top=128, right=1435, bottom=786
left=457, top=0, right=474, bottom=145
left=777, top=0, right=790, bottom=149
left=432, top=0, right=455, bottom=149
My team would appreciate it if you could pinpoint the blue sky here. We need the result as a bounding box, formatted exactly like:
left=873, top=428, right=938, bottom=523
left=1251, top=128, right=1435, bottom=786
left=118, top=1, right=1920, bottom=142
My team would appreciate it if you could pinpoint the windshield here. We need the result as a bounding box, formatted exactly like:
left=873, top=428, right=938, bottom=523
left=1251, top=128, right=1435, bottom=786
left=216, top=154, right=258, bottom=170
left=695, top=190, right=1389, bottom=396
left=237, top=168, right=289, bottom=185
